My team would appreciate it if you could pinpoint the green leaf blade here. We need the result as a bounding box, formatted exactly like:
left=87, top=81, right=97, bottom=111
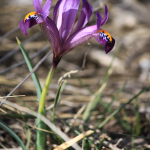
left=0, top=120, right=26, bottom=150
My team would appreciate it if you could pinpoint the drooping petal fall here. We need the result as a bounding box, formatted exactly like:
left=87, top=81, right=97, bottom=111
left=20, top=12, right=43, bottom=35
left=93, top=29, right=115, bottom=53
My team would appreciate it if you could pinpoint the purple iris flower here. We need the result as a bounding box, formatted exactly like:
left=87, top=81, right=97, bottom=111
left=20, top=0, right=115, bottom=68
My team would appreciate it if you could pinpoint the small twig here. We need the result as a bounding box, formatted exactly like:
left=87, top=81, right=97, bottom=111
left=0, top=50, right=52, bottom=107
left=58, top=70, right=79, bottom=85
left=108, top=138, right=123, bottom=150
left=115, top=138, right=122, bottom=147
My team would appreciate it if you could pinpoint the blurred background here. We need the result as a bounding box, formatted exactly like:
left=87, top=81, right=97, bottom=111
left=0, top=0, right=150, bottom=149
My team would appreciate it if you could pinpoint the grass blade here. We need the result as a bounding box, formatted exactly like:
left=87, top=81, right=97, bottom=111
left=82, top=47, right=120, bottom=122
left=52, top=81, right=64, bottom=124
left=82, top=62, right=113, bottom=122
left=0, top=119, right=26, bottom=150
left=16, top=37, right=42, bottom=101
left=97, top=82, right=132, bottom=132
left=98, top=85, right=150, bottom=129
left=16, top=37, right=47, bottom=150
left=98, top=134, right=106, bottom=149
left=134, top=99, right=140, bottom=135
left=25, top=125, right=31, bottom=149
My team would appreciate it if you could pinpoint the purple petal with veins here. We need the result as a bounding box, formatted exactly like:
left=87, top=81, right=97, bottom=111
left=40, top=22, right=57, bottom=55
left=40, top=17, right=60, bottom=56
left=42, top=0, right=52, bottom=20
left=61, top=25, right=97, bottom=56
left=96, top=12, right=102, bottom=29
left=57, top=0, right=80, bottom=43
left=73, top=0, right=93, bottom=33
left=53, top=0, right=63, bottom=24
left=101, top=5, right=109, bottom=26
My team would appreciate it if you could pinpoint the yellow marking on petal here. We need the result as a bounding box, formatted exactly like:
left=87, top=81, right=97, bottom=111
left=96, top=29, right=112, bottom=42
left=24, top=12, right=39, bottom=23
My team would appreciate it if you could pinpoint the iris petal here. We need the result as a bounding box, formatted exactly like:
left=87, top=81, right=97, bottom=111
left=93, top=29, right=115, bottom=53
left=57, top=0, right=80, bottom=43
left=56, top=0, right=65, bottom=31
left=61, top=25, right=97, bottom=56
left=42, top=0, right=52, bottom=20
left=101, top=5, right=109, bottom=26
left=20, top=12, right=43, bottom=35
left=53, top=0, right=63, bottom=24
left=96, top=12, right=102, bottom=29
left=73, top=0, right=93, bottom=33
left=40, top=17, right=60, bottom=56
left=40, top=22, right=57, bottom=54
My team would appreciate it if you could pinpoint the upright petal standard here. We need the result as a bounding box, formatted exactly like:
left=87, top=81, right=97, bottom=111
left=20, top=0, right=115, bottom=67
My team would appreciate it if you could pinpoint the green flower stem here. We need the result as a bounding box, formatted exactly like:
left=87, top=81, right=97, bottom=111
left=38, top=66, right=55, bottom=114
left=36, top=66, right=55, bottom=150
